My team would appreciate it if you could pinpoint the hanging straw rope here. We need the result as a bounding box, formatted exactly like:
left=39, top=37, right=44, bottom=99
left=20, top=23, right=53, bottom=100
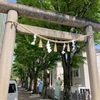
left=5, top=21, right=90, bottom=44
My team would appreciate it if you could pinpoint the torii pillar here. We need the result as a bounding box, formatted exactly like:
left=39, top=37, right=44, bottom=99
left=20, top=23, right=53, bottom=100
left=85, top=25, right=100, bottom=100
left=0, top=10, right=18, bottom=100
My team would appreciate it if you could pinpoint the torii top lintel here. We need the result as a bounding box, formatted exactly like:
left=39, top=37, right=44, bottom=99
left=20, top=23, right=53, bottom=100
left=0, top=1, right=100, bottom=32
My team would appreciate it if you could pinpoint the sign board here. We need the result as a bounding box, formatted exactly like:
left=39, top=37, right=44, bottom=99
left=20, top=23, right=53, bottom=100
left=55, top=80, right=61, bottom=100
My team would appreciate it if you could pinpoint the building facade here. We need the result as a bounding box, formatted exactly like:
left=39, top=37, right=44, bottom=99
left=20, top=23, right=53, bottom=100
left=96, top=49, right=100, bottom=77
left=0, top=13, right=6, bottom=54
left=51, top=50, right=100, bottom=92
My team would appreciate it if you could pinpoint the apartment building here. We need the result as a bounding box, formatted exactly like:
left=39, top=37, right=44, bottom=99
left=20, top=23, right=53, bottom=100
left=0, top=13, right=6, bottom=54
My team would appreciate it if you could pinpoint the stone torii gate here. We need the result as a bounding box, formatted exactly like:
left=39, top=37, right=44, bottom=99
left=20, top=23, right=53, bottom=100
left=0, top=1, right=100, bottom=100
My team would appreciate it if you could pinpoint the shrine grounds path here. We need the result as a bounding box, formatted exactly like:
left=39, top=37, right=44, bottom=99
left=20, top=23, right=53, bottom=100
left=18, top=87, right=51, bottom=100
left=18, top=87, right=40, bottom=100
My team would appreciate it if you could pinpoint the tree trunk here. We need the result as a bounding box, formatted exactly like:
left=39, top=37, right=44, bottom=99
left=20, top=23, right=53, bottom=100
left=28, top=73, right=33, bottom=91
left=21, top=79, right=24, bottom=88
left=62, top=53, right=71, bottom=100
left=42, top=69, right=48, bottom=99
left=33, top=73, right=38, bottom=94
left=25, top=74, right=28, bottom=89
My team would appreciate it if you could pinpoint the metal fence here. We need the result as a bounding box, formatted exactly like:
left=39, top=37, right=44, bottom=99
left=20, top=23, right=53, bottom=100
left=47, top=88, right=91, bottom=100
left=71, top=89, right=90, bottom=100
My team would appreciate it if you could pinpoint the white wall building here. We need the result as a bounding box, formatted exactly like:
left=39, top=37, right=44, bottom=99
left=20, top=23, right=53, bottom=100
left=51, top=50, right=100, bottom=92
left=51, top=62, right=63, bottom=88
left=71, top=52, right=90, bottom=92
left=96, top=49, right=100, bottom=77
left=0, top=13, right=6, bottom=54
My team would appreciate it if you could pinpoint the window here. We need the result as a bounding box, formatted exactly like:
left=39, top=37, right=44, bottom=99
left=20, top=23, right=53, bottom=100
left=8, top=84, right=16, bottom=93
left=73, top=69, right=80, bottom=78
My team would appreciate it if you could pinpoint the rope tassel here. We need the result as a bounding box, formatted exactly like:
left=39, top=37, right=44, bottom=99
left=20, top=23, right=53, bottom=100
left=54, top=43, right=57, bottom=52
left=67, top=43, right=70, bottom=52
left=39, top=39, right=43, bottom=48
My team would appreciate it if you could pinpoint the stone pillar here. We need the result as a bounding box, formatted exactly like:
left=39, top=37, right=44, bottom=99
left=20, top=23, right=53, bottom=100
left=0, top=10, right=18, bottom=100
left=85, top=25, right=100, bottom=100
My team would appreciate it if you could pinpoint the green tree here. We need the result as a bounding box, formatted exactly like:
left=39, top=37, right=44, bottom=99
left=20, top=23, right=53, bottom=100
left=14, top=32, right=61, bottom=94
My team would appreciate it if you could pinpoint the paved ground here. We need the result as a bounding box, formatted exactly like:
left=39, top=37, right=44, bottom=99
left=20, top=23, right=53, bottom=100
left=18, top=87, right=40, bottom=100
left=18, top=87, right=52, bottom=100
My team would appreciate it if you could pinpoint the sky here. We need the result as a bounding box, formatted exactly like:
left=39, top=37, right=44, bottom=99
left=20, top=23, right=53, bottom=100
left=95, top=45, right=100, bottom=49
left=8, top=0, right=16, bottom=3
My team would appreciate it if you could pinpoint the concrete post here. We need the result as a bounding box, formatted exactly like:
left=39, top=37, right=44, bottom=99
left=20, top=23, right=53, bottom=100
left=0, top=10, right=18, bottom=100
left=85, top=25, right=100, bottom=100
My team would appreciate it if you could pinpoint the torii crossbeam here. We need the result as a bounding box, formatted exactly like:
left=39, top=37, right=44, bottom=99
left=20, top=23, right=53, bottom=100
left=0, top=1, right=100, bottom=100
